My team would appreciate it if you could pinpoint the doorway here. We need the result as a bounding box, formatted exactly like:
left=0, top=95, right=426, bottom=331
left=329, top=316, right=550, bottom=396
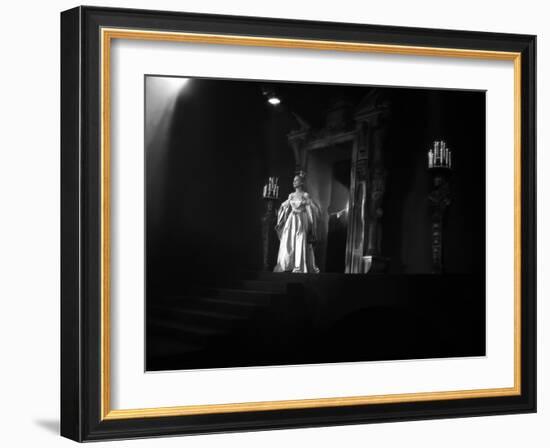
left=307, top=143, right=353, bottom=272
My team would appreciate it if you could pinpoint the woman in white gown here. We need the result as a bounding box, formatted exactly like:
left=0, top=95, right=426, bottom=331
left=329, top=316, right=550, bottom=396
left=274, top=174, right=320, bottom=273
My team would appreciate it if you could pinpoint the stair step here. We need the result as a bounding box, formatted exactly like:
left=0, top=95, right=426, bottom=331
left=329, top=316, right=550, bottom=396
left=241, top=271, right=315, bottom=282
left=150, top=305, right=247, bottom=330
left=238, top=280, right=288, bottom=293
left=154, top=295, right=265, bottom=316
left=146, top=334, right=203, bottom=357
left=147, top=318, right=228, bottom=345
left=190, top=287, right=277, bottom=304
left=189, top=278, right=289, bottom=294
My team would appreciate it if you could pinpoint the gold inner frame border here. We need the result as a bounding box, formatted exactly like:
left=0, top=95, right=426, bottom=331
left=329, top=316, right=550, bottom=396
left=99, top=27, right=522, bottom=421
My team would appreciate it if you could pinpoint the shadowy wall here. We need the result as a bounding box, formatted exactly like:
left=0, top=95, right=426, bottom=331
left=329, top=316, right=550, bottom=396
left=146, top=77, right=485, bottom=290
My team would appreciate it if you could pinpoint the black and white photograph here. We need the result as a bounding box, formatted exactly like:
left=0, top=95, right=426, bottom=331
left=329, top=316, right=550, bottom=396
left=145, top=76, right=486, bottom=371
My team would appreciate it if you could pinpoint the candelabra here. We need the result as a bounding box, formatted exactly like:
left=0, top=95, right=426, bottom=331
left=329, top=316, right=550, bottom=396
left=262, top=177, right=280, bottom=200
left=427, top=140, right=453, bottom=274
left=261, top=177, right=280, bottom=270
left=427, top=140, right=452, bottom=169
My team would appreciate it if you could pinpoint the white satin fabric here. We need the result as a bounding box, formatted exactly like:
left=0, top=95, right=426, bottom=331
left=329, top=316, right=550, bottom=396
left=274, top=192, right=320, bottom=273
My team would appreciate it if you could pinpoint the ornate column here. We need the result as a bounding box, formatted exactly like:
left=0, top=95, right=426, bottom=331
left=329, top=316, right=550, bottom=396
left=288, top=113, right=310, bottom=174
left=261, top=177, right=281, bottom=271
left=427, top=140, right=453, bottom=274
left=351, top=91, right=391, bottom=273
left=261, top=197, right=280, bottom=270
left=344, top=121, right=368, bottom=273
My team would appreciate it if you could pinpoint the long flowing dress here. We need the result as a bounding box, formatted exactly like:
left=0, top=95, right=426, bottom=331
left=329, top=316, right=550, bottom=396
left=274, top=192, right=320, bottom=273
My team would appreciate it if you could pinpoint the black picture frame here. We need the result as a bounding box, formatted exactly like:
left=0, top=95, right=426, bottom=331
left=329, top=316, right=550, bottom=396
left=61, top=5, right=536, bottom=442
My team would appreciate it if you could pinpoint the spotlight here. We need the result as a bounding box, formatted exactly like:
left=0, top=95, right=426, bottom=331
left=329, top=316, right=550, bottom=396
left=267, top=96, right=281, bottom=106
left=261, top=85, right=282, bottom=106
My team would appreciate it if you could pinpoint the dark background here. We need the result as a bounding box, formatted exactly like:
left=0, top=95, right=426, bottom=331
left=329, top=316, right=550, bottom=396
left=145, top=76, right=486, bottom=371
left=146, top=77, right=485, bottom=279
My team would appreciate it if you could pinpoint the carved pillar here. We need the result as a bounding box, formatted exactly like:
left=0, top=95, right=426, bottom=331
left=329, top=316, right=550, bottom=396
left=345, top=121, right=368, bottom=273
left=288, top=113, right=310, bottom=173
left=428, top=170, right=452, bottom=274
left=261, top=197, right=280, bottom=271
left=352, top=92, right=391, bottom=273
left=365, top=114, right=387, bottom=254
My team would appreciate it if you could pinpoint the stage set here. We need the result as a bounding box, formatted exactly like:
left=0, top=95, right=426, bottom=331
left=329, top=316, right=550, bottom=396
left=145, top=76, right=486, bottom=371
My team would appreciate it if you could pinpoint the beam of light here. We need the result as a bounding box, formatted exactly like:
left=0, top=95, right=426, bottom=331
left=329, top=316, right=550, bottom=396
left=145, top=76, right=191, bottom=233
left=145, top=77, right=190, bottom=148
left=159, top=76, right=189, bottom=93
left=268, top=96, right=281, bottom=106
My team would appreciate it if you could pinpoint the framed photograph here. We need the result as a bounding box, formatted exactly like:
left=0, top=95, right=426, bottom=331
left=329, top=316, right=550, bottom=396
left=61, top=6, right=536, bottom=442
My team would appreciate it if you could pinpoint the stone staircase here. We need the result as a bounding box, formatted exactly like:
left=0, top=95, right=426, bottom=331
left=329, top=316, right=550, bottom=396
left=146, top=273, right=306, bottom=370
